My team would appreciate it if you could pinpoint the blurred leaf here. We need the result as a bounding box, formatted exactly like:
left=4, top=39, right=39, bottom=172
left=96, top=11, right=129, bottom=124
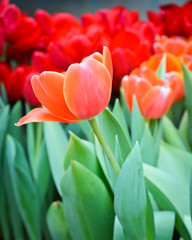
left=120, top=87, right=131, bottom=128
left=182, top=63, right=192, bottom=146
left=98, top=108, right=131, bottom=160
left=150, top=119, right=162, bottom=156
left=115, top=136, right=124, bottom=168
left=44, top=122, right=68, bottom=196
left=162, top=116, right=188, bottom=150
left=7, top=101, right=25, bottom=145
left=178, top=111, right=190, bottom=149
left=140, top=123, right=156, bottom=166
left=5, top=135, right=41, bottom=240
left=131, top=97, right=145, bottom=145
left=36, top=140, right=51, bottom=202
left=113, top=216, right=124, bottom=240
left=156, top=54, right=166, bottom=79
left=78, top=120, right=93, bottom=142
left=114, top=143, right=155, bottom=240
left=112, top=99, right=131, bottom=145
left=144, top=163, right=192, bottom=239
left=0, top=105, right=9, bottom=160
left=64, top=132, right=106, bottom=183
left=47, top=201, right=72, bottom=240
left=190, top=168, right=192, bottom=221
left=61, top=160, right=114, bottom=240
left=154, top=211, right=175, bottom=240
left=158, top=141, right=192, bottom=192
left=0, top=83, right=8, bottom=105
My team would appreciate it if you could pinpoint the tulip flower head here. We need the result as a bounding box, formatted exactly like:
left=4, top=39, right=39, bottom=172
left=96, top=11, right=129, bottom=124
left=122, top=67, right=174, bottom=119
left=15, top=47, right=112, bottom=126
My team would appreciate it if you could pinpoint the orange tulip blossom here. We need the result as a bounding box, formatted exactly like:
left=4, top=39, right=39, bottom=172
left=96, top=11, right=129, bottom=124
left=15, top=46, right=112, bottom=126
left=122, top=67, right=175, bottom=119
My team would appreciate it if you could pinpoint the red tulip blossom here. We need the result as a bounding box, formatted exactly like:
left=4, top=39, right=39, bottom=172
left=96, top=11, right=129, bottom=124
left=148, top=1, right=192, bottom=37
left=15, top=47, right=112, bottom=126
left=122, top=67, right=176, bottom=119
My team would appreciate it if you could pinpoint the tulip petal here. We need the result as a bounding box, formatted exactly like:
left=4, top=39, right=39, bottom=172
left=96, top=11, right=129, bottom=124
left=15, top=108, right=78, bottom=126
left=64, top=58, right=111, bottom=119
left=122, top=74, right=152, bottom=112
left=103, top=46, right=113, bottom=79
left=141, top=86, right=174, bottom=119
left=32, top=72, right=78, bottom=121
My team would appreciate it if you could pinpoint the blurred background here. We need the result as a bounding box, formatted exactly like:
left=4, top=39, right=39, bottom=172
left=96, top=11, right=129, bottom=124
left=10, top=0, right=188, bottom=19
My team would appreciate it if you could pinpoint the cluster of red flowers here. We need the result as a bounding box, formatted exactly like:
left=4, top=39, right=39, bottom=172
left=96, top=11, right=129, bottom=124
left=1, top=0, right=192, bottom=120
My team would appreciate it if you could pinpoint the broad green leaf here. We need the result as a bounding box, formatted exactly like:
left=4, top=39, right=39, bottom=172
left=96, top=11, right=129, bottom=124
left=3, top=138, right=24, bottom=240
left=36, top=140, right=51, bottom=202
left=0, top=83, right=8, bottom=105
left=115, top=136, right=124, bottom=168
left=182, top=63, right=192, bottom=146
left=131, top=97, right=145, bottom=145
left=61, top=160, right=114, bottom=240
left=47, top=201, right=72, bottom=240
left=150, top=119, right=162, bottom=156
left=98, top=108, right=131, bottom=160
left=5, top=135, right=41, bottom=240
left=190, top=169, right=192, bottom=221
left=158, top=141, right=192, bottom=192
left=114, top=143, right=154, bottom=240
left=140, top=123, right=156, bottom=166
left=154, top=211, right=175, bottom=240
left=64, top=132, right=106, bottom=183
left=156, top=54, right=166, bottom=79
left=113, top=216, right=124, bottom=240
left=171, top=99, right=185, bottom=127
left=144, top=163, right=192, bottom=239
left=44, top=122, right=68, bottom=196
left=112, top=99, right=131, bottom=145
left=162, top=116, right=187, bottom=150
left=146, top=191, right=155, bottom=240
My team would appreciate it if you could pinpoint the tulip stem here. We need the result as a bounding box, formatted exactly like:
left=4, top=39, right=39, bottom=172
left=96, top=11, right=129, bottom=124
left=89, top=118, right=120, bottom=176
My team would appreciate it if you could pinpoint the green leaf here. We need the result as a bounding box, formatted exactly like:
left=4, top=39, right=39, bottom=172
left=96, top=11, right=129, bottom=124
left=120, top=87, right=131, bottom=128
left=61, top=160, right=114, bottom=240
left=47, top=201, right=72, bottom=240
left=0, top=83, right=8, bottom=105
left=158, top=141, right=192, bottom=192
left=44, top=122, right=68, bottom=196
left=154, top=211, right=175, bottom=240
left=7, top=101, right=25, bottom=145
left=190, top=168, right=192, bottom=221
left=36, top=140, right=51, bottom=202
left=98, top=108, right=131, bottom=160
left=112, top=99, right=131, bottom=145
left=113, top=216, right=124, bottom=240
left=114, top=143, right=154, bottom=240
left=0, top=105, right=9, bottom=159
left=140, top=123, right=156, bottom=166
left=131, top=97, right=145, bottom=145
left=178, top=111, right=190, bottom=149
left=162, top=116, right=187, bottom=150
left=144, top=163, right=192, bottom=239
left=78, top=120, right=93, bottom=142
left=5, top=135, right=41, bottom=240
left=182, top=62, right=192, bottom=146
left=156, top=54, right=166, bottom=79
left=64, top=132, right=106, bottom=182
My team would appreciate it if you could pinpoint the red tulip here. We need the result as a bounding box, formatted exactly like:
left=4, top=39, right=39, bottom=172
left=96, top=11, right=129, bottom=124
left=122, top=67, right=174, bottom=119
left=15, top=47, right=112, bottom=126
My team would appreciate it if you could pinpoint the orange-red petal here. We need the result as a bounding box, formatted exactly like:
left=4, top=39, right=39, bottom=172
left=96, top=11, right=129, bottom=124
left=141, top=86, right=174, bottom=119
left=15, top=108, right=78, bottom=126
left=32, top=72, right=78, bottom=121
left=64, top=57, right=111, bottom=119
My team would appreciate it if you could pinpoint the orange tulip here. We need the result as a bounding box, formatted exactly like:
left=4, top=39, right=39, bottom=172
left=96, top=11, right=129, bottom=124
left=122, top=67, right=174, bottom=119
left=15, top=46, right=112, bottom=126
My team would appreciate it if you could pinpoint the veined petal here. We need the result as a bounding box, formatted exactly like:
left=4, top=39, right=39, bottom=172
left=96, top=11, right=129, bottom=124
left=141, top=86, right=174, bottom=119
left=32, top=72, right=78, bottom=121
left=64, top=58, right=111, bottom=119
left=15, top=108, right=79, bottom=126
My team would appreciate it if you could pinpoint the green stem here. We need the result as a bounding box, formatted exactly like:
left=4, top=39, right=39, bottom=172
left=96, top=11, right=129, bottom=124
left=89, top=118, right=120, bottom=176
